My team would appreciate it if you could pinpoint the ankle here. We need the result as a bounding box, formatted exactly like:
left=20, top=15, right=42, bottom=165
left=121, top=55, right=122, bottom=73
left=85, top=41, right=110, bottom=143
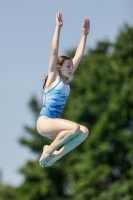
left=46, top=147, right=55, bottom=155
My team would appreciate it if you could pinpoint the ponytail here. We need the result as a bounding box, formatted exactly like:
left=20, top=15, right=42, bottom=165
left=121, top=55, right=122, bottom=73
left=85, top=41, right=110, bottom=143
left=43, top=75, right=48, bottom=89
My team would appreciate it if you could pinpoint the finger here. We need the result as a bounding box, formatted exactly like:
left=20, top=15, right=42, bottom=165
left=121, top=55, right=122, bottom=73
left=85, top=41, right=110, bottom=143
left=86, top=18, right=90, bottom=25
left=82, top=19, right=87, bottom=27
left=56, top=13, right=59, bottom=20
left=82, top=19, right=86, bottom=28
left=84, top=18, right=90, bottom=29
left=87, top=19, right=90, bottom=29
left=59, top=12, right=62, bottom=19
left=56, top=12, right=59, bottom=19
left=57, top=12, right=62, bottom=19
left=84, top=18, right=89, bottom=26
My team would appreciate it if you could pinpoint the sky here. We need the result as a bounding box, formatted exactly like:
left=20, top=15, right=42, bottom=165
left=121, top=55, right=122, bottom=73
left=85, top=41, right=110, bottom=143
left=0, top=0, right=133, bottom=186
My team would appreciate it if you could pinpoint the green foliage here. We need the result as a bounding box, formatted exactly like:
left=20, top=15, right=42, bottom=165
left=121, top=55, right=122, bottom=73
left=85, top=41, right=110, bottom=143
left=15, top=24, right=133, bottom=199
left=0, top=184, right=17, bottom=200
left=16, top=161, right=70, bottom=200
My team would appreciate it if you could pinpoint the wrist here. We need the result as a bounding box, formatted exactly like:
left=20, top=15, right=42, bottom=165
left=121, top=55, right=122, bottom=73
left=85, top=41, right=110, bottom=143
left=56, top=25, right=62, bottom=29
left=82, top=31, right=89, bottom=36
left=82, top=32, right=88, bottom=38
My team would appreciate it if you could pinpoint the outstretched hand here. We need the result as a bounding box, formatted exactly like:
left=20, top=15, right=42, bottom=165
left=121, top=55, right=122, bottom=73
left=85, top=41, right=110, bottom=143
left=56, top=12, right=63, bottom=28
left=82, top=18, right=90, bottom=35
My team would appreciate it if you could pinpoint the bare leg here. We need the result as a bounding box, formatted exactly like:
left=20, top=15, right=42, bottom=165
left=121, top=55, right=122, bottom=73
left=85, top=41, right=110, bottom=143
left=39, top=145, right=59, bottom=167
left=44, top=126, right=89, bottom=167
left=37, top=117, right=88, bottom=167
left=39, top=124, right=80, bottom=166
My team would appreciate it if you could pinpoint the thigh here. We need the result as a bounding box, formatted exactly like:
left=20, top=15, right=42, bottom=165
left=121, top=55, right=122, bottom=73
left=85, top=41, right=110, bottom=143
left=36, top=116, right=79, bottom=138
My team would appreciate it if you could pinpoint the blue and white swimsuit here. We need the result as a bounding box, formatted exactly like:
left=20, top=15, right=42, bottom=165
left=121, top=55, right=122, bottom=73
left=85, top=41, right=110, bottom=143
left=38, top=79, right=70, bottom=118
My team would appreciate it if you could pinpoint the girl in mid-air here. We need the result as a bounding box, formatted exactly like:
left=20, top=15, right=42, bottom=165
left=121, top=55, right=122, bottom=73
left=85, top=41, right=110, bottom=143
left=37, top=12, right=90, bottom=167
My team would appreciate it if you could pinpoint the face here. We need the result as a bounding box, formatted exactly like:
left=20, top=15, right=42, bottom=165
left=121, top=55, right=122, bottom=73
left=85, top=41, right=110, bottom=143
left=58, top=59, right=73, bottom=78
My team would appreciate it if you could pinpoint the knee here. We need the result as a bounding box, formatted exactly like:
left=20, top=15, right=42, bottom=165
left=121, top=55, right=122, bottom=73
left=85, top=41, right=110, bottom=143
left=80, top=125, right=89, bottom=139
left=71, top=123, right=80, bottom=137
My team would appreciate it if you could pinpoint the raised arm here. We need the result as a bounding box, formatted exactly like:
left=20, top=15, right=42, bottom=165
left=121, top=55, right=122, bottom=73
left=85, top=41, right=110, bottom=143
left=48, top=12, right=63, bottom=76
left=72, top=18, right=90, bottom=73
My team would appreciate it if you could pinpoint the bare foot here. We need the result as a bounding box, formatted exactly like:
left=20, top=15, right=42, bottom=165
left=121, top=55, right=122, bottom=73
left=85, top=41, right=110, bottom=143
left=39, top=145, right=51, bottom=167
left=44, top=150, right=61, bottom=167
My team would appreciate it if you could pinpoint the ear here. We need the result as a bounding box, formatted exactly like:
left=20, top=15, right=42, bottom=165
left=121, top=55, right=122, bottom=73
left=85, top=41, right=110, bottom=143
left=57, top=64, right=61, bottom=71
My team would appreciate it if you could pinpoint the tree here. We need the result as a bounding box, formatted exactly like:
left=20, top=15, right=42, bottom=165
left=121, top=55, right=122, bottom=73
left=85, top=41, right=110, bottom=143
left=16, top=24, right=133, bottom=200
left=0, top=183, right=17, bottom=200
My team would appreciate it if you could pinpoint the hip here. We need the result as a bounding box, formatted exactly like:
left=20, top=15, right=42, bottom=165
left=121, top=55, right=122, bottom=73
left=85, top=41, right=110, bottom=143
left=38, top=106, right=61, bottom=119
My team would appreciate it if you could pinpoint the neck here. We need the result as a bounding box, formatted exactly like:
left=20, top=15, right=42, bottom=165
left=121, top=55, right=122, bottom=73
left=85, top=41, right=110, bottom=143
left=59, top=71, right=68, bottom=81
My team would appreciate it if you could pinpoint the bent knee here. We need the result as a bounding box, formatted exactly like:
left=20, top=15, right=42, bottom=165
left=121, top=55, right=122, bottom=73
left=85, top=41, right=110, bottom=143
left=80, top=125, right=89, bottom=138
left=71, top=123, right=80, bottom=136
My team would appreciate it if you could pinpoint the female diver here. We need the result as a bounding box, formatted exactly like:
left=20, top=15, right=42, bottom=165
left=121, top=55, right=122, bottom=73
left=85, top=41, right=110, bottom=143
left=37, top=12, right=90, bottom=167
